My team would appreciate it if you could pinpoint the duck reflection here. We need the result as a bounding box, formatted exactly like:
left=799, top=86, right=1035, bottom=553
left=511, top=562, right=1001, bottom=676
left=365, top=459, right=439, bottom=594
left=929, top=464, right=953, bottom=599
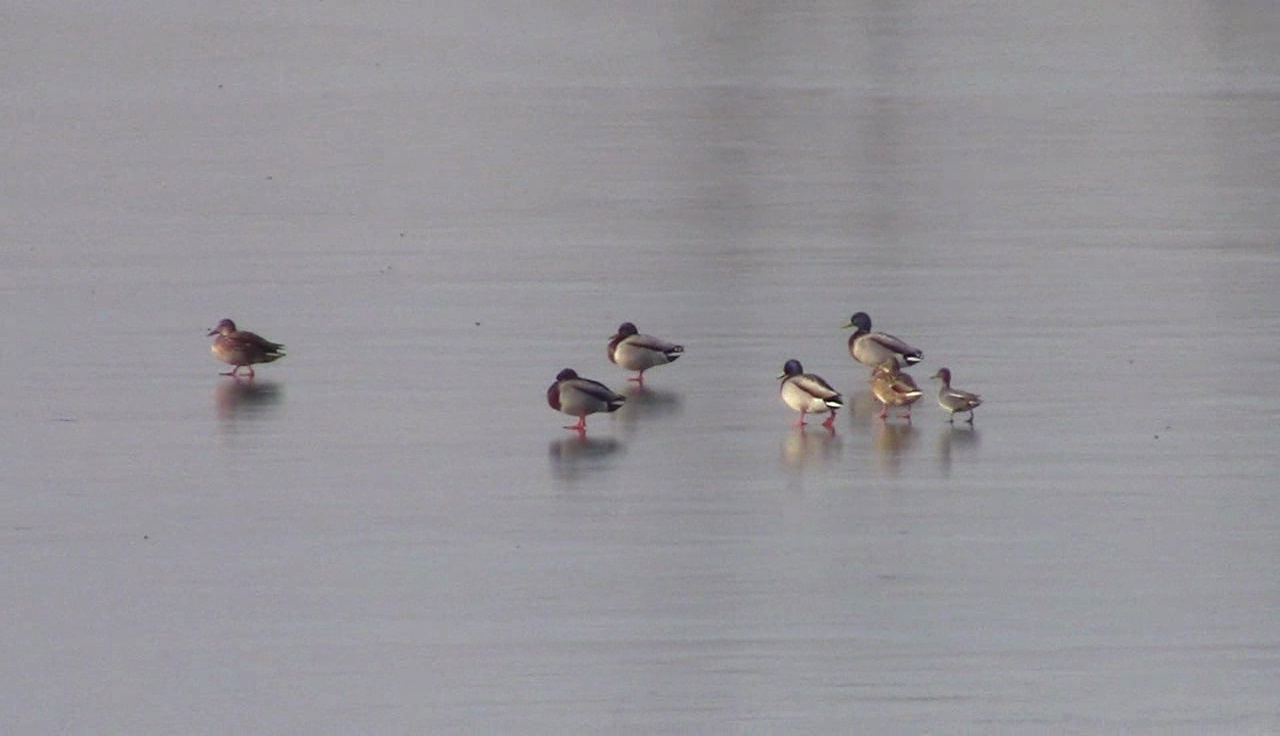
left=617, top=385, right=684, bottom=425
left=937, top=424, right=981, bottom=475
left=780, top=427, right=843, bottom=471
left=548, top=435, right=624, bottom=484
left=870, top=419, right=919, bottom=475
left=215, top=379, right=283, bottom=420
left=845, top=387, right=885, bottom=422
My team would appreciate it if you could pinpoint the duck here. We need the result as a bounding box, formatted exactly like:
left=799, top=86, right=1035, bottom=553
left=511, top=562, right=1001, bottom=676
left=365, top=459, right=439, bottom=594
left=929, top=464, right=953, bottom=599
left=207, top=318, right=285, bottom=378
left=547, top=368, right=626, bottom=432
left=931, top=367, right=982, bottom=423
left=869, top=361, right=924, bottom=420
left=842, top=312, right=922, bottom=370
left=778, top=359, right=844, bottom=428
left=608, top=322, right=684, bottom=384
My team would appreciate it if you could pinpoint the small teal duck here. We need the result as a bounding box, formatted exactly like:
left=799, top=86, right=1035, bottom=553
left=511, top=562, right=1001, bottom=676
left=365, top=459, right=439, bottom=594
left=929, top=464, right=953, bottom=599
left=869, top=361, right=923, bottom=420
left=547, top=368, right=626, bottom=432
left=608, top=322, right=684, bottom=384
left=207, top=318, right=285, bottom=378
left=842, top=312, right=923, bottom=370
left=778, top=359, right=844, bottom=428
left=931, top=367, right=982, bottom=423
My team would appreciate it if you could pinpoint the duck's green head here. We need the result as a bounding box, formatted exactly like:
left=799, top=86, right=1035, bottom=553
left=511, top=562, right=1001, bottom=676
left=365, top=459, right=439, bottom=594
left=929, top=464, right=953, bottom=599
left=841, top=312, right=871, bottom=331
left=778, top=359, right=804, bottom=380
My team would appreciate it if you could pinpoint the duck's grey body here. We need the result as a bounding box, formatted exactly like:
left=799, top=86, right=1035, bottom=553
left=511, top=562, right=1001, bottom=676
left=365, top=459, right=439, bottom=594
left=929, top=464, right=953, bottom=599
left=931, top=367, right=982, bottom=423
left=608, top=322, right=683, bottom=383
left=778, top=359, right=843, bottom=428
left=547, top=368, right=625, bottom=432
left=843, top=312, right=922, bottom=369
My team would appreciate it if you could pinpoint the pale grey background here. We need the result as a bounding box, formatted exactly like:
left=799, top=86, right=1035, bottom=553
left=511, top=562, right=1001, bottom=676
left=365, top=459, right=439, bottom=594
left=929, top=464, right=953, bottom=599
left=3, top=1, right=1279, bottom=732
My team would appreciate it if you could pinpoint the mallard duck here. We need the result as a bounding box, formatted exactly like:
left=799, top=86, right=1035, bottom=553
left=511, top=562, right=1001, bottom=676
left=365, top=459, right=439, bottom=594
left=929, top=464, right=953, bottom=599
left=842, top=312, right=922, bottom=370
left=207, top=318, right=285, bottom=378
left=931, top=367, right=982, bottom=423
left=608, top=322, right=684, bottom=384
left=869, top=361, right=923, bottom=420
left=778, top=359, right=844, bottom=428
left=547, top=368, right=626, bottom=432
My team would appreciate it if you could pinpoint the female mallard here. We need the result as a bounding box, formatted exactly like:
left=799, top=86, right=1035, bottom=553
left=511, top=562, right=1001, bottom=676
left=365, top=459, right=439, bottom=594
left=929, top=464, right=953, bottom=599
left=207, top=318, right=285, bottom=378
left=931, top=367, right=982, bottom=423
left=547, top=368, right=626, bottom=432
left=842, top=312, right=922, bottom=370
left=607, top=322, right=684, bottom=384
left=778, top=359, right=844, bottom=428
left=869, top=361, right=924, bottom=420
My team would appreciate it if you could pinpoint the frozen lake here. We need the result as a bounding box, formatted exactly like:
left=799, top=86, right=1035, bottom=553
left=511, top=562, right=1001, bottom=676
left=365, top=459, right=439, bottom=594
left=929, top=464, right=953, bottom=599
left=4, top=1, right=1280, bottom=732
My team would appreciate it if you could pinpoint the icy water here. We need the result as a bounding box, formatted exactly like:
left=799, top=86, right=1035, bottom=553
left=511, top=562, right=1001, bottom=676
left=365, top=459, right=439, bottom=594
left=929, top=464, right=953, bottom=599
left=4, top=1, right=1280, bottom=732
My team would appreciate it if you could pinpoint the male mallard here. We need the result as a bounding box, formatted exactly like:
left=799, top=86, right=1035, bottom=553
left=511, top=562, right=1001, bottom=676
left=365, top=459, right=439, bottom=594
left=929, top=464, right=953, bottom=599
left=778, top=359, right=844, bottom=428
left=547, top=368, right=626, bottom=432
left=931, top=367, right=982, bottom=423
left=207, top=318, right=285, bottom=378
left=608, top=322, right=684, bottom=384
left=869, top=361, right=923, bottom=420
left=842, top=312, right=922, bottom=370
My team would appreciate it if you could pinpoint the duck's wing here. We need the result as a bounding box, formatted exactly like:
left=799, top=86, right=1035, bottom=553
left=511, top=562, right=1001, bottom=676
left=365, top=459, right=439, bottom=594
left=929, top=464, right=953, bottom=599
left=945, top=386, right=982, bottom=408
left=567, top=377, right=625, bottom=405
left=795, top=373, right=843, bottom=406
left=629, top=333, right=683, bottom=355
left=233, top=330, right=285, bottom=353
left=869, top=331, right=921, bottom=362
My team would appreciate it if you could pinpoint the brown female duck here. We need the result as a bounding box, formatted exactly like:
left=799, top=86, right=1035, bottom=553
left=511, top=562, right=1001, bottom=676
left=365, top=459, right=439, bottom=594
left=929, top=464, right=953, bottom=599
left=869, top=361, right=924, bottom=420
left=207, top=318, right=285, bottom=378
